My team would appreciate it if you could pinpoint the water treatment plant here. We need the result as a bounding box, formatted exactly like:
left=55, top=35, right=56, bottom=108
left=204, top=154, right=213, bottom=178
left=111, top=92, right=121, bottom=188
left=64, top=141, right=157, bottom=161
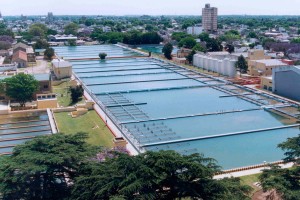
left=52, top=44, right=300, bottom=170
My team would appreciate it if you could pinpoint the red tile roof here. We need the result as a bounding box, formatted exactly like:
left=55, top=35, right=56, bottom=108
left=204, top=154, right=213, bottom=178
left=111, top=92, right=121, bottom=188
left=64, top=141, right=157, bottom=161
left=12, top=50, right=28, bottom=62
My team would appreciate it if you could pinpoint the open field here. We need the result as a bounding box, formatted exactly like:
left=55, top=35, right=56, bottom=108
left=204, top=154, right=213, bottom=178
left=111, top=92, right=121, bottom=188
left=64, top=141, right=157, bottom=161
left=54, top=111, right=114, bottom=147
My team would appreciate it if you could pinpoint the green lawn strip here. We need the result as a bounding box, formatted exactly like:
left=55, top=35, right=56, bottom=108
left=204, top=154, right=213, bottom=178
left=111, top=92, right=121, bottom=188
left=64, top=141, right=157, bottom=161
left=52, top=81, right=84, bottom=107
left=54, top=111, right=114, bottom=147
left=240, top=173, right=261, bottom=195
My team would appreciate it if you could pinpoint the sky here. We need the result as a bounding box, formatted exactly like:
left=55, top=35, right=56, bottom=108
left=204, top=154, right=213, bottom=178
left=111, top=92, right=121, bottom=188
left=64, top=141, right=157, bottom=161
left=1, top=0, right=300, bottom=16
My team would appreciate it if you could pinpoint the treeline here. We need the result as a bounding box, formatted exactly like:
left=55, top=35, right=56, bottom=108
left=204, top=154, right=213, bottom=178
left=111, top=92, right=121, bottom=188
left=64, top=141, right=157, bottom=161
left=91, top=30, right=163, bottom=45
left=0, top=133, right=252, bottom=200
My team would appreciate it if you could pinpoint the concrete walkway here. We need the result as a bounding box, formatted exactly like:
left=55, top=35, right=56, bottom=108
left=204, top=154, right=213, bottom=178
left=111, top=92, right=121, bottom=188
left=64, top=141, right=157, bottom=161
left=214, top=162, right=294, bottom=179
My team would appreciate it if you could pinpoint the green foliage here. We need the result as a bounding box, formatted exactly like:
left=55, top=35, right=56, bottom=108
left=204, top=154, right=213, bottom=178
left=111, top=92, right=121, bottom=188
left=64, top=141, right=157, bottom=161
left=278, top=135, right=300, bottom=164
left=248, top=32, right=258, bottom=38
left=178, top=37, right=197, bottom=49
left=206, top=38, right=223, bottom=52
left=172, top=32, right=190, bottom=42
left=186, top=50, right=196, bottom=64
left=225, top=44, right=235, bottom=54
left=71, top=150, right=251, bottom=200
left=193, top=43, right=207, bottom=52
left=64, top=22, right=79, bottom=35
left=99, top=52, right=107, bottom=60
left=162, top=43, right=173, bottom=60
left=123, top=31, right=162, bottom=45
left=44, top=47, right=55, bottom=60
left=259, top=135, right=300, bottom=200
left=199, top=32, right=210, bottom=42
left=33, top=39, right=49, bottom=49
left=262, top=37, right=276, bottom=48
left=70, top=85, right=84, bottom=103
left=291, top=38, right=300, bottom=44
left=4, top=74, right=39, bottom=107
left=46, top=29, right=58, bottom=35
left=68, top=39, right=77, bottom=46
left=29, top=23, right=48, bottom=39
left=235, top=55, right=248, bottom=74
left=249, top=43, right=255, bottom=49
left=0, top=133, right=99, bottom=200
left=0, top=24, right=14, bottom=37
left=219, top=30, right=241, bottom=43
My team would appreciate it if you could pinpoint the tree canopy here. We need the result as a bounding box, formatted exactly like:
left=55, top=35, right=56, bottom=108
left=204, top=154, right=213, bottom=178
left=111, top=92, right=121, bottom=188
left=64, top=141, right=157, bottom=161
left=259, top=134, right=300, bottom=200
left=0, top=133, right=252, bottom=200
left=29, top=23, right=48, bottom=39
left=235, top=55, right=248, bottom=75
left=162, top=43, right=173, bottom=60
left=0, top=133, right=99, bottom=200
left=44, top=47, right=55, bottom=60
left=178, top=37, right=197, bottom=49
left=64, top=22, right=79, bottom=35
left=72, top=150, right=251, bottom=200
left=3, top=74, right=39, bottom=107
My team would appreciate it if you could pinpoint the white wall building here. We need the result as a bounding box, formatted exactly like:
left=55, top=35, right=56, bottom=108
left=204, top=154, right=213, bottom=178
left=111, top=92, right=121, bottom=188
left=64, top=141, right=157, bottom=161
left=193, top=53, right=237, bottom=77
left=187, top=26, right=203, bottom=35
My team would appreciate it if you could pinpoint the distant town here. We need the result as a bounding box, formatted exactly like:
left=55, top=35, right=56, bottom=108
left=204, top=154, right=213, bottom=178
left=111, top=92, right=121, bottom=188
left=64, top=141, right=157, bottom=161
left=0, top=3, right=300, bottom=200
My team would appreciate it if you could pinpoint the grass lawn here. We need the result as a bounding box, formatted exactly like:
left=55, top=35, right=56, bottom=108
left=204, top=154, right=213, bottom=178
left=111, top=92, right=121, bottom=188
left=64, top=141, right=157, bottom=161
left=52, top=81, right=84, bottom=107
left=240, top=173, right=261, bottom=195
left=54, top=111, right=114, bottom=147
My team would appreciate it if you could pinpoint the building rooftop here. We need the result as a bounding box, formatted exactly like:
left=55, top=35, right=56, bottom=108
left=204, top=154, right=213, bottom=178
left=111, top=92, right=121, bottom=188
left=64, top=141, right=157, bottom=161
left=33, top=73, right=50, bottom=81
left=13, top=42, right=29, bottom=50
left=52, top=59, right=72, bottom=68
left=12, top=50, right=27, bottom=62
left=254, top=59, right=288, bottom=67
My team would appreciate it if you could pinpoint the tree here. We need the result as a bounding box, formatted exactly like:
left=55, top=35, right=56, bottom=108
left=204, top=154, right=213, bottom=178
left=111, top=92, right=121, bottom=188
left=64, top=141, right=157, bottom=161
left=71, top=150, right=251, bottom=200
left=99, top=53, right=107, bottom=60
left=162, top=43, right=173, bottom=60
left=28, top=23, right=48, bottom=39
left=259, top=135, right=300, bottom=200
left=33, top=39, right=49, bottom=49
left=291, top=38, right=300, bottom=44
left=70, top=85, right=84, bottom=103
left=4, top=74, right=39, bottom=107
left=44, top=47, right=55, bottom=60
left=0, top=41, right=12, bottom=50
left=178, top=37, right=197, bottom=49
left=247, top=32, right=258, bottom=38
left=0, top=133, right=99, bottom=200
left=192, top=43, right=206, bottom=52
left=64, top=22, right=79, bottom=35
left=172, top=32, right=190, bottom=42
left=68, top=39, right=76, bottom=46
left=206, top=38, right=223, bottom=52
left=199, top=32, right=210, bottom=42
left=235, top=55, right=248, bottom=76
left=0, top=35, right=14, bottom=43
left=225, top=44, right=235, bottom=54
left=186, top=50, right=196, bottom=64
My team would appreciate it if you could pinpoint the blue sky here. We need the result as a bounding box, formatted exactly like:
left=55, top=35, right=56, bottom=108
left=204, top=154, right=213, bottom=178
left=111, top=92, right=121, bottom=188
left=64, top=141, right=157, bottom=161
left=1, top=0, right=300, bottom=16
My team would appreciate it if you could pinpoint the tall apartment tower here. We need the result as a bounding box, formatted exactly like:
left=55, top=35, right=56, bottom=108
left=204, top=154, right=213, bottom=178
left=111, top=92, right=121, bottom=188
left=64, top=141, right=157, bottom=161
left=202, top=4, right=218, bottom=32
left=47, top=12, right=54, bottom=22
left=0, top=11, right=2, bottom=18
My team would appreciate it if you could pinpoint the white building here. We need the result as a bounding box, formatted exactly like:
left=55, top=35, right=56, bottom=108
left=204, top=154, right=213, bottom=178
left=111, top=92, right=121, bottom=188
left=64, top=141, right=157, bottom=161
left=193, top=53, right=237, bottom=77
left=187, top=26, right=203, bottom=35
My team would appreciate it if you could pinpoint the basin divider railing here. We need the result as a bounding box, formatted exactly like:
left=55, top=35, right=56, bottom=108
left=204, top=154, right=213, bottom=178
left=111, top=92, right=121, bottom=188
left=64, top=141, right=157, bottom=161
left=142, top=124, right=300, bottom=148
left=86, top=77, right=190, bottom=86
left=76, top=67, right=163, bottom=74
left=73, top=72, right=145, bottom=154
left=79, top=71, right=174, bottom=79
left=121, top=108, right=262, bottom=125
left=0, top=119, right=49, bottom=126
left=0, top=123, right=50, bottom=131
